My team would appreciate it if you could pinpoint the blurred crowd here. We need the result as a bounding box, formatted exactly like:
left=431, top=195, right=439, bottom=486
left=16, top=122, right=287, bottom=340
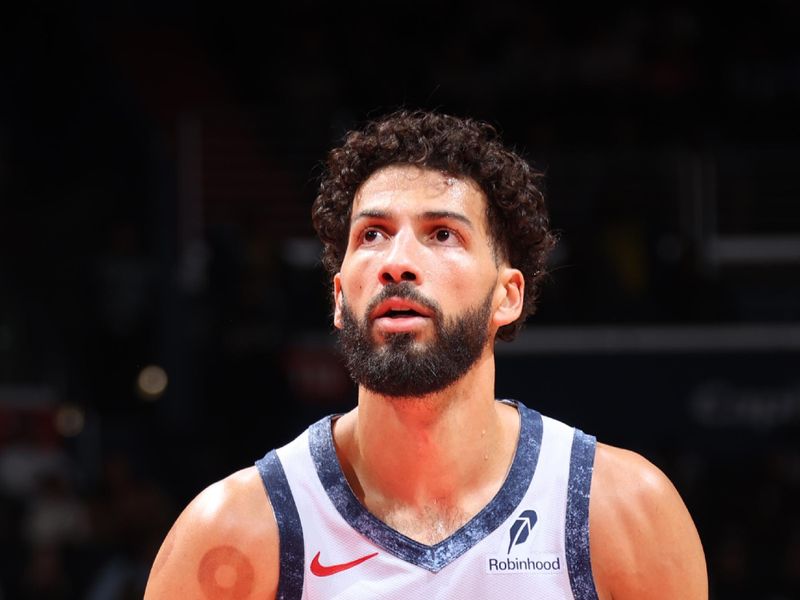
left=0, top=413, right=172, bottom=599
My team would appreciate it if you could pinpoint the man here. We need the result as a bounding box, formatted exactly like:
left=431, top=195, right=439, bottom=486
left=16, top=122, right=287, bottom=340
left=144, top=111, right=708, bottom=599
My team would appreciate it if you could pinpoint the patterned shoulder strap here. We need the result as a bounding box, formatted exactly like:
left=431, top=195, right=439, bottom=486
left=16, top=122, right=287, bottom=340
left=255, top=450, right=305, bottom=600
left=565, top=430, right=599, bottom=600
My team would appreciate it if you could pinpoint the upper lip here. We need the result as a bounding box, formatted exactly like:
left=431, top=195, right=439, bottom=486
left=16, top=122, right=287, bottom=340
left=370, top=298, right=433, bottom=320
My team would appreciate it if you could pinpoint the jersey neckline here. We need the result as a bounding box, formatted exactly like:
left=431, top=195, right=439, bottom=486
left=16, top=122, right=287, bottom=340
left=307, top=399, right=544, bottom=573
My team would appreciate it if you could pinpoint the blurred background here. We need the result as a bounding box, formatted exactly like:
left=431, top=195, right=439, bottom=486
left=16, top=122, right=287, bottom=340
left=2, top=2, right=799, bottom=598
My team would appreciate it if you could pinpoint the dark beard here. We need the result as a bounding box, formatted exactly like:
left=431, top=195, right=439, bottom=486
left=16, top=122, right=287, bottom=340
left=338, top=283, right=494, bottom=397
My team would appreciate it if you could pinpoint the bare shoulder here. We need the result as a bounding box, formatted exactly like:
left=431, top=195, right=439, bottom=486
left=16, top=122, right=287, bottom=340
left=589, top=443, right=708, bottom=600
left=144, top=466, right=279, bottom=600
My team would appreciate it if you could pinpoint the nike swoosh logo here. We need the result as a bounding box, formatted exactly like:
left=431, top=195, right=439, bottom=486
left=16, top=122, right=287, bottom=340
left=310, top=550, right=379, bottom=576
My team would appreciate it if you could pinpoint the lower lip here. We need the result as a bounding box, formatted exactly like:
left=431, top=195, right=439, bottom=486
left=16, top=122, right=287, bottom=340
left=373, top=316, right=429, bottom=334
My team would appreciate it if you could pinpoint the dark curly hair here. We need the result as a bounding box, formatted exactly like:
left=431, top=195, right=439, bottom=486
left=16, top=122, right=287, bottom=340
left=312, top=110, right=555, bottom=341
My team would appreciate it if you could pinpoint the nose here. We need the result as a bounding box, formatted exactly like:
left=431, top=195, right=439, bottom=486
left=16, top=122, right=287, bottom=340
left=380, top=231, right=421, bottom=284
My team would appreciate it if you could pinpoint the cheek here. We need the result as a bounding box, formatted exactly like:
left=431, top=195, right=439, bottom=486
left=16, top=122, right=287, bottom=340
left=438, top=257, right=490, bottom=292
left=339, top=267, right=367, bottom=301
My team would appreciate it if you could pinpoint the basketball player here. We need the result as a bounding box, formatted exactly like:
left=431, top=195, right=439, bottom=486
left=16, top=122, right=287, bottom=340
left=144, top=111, right=708, bottom=599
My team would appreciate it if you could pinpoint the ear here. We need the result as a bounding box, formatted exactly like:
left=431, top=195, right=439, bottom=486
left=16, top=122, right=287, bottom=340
left=492, top=267, right=524, bottom=328
left=332, top=273, right=344, bottom=329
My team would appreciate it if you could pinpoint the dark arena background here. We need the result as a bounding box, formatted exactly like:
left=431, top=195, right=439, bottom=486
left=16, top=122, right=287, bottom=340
left=2, top=3, right=800, bottom=598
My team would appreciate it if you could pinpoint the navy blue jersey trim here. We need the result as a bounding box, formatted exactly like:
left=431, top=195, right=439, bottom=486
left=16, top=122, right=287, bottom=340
left=255, top=451, right=304, bottom=600
left=565, top=429, right=599, bottom=600
left=308, top=399, right=543, bottom=573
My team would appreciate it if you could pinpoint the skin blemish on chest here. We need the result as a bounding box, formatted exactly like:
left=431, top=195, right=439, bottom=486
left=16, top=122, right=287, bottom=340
left=197, top=545, right=255, bottom=600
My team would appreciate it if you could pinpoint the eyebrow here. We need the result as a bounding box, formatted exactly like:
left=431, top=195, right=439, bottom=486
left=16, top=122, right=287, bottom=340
left=351, top=209, right=475, bottom=230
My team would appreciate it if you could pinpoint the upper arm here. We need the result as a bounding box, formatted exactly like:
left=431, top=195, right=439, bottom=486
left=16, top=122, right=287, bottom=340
left=144, top=466, right=280, bottom=600
left=589, top=444, right=708, bottom=600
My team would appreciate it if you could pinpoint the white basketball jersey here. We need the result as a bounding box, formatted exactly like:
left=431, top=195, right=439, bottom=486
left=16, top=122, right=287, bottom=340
left=255, top=400, right=599, bottom=599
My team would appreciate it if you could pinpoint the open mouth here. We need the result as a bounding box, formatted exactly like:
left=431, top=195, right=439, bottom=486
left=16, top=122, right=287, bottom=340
left=370, top=299, right=433, bottom=333
left=371, top=296, right=433, bottom=321
left=383, top=308, right=423, bottom=318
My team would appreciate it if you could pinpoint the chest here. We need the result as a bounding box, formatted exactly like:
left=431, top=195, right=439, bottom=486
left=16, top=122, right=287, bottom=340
left=372, top=504, right=473, bottom=545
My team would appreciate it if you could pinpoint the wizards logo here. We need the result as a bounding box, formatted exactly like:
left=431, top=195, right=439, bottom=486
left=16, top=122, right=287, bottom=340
left=507, top=510, right=538, bottom=553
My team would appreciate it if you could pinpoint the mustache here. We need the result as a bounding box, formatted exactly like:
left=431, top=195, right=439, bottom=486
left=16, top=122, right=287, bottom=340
left=364, top=283, right=442, bottom=321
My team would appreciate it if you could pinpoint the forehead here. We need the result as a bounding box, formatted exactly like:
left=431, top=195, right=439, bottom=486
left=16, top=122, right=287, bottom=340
left=351, top=165, right=488, bottom=225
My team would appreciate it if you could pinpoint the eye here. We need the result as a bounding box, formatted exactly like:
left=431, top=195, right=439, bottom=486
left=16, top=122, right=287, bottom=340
left=432, top=228, right=460, bottom=245
left=362, top=229, right=384, bottom=244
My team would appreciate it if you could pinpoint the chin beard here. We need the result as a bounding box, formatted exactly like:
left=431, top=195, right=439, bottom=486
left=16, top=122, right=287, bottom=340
left=337, top=284, right=494, bottom=397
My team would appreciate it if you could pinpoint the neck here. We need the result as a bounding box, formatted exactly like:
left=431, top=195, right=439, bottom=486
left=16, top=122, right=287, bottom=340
left=333, top=349, right=519, bottom=518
